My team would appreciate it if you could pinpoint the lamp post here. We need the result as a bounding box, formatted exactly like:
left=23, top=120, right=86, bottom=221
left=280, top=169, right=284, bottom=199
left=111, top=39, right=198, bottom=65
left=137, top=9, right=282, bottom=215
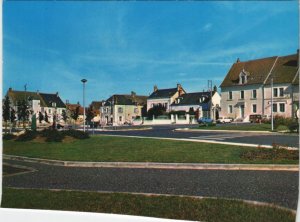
left=81, top=79, right=87, bottom=132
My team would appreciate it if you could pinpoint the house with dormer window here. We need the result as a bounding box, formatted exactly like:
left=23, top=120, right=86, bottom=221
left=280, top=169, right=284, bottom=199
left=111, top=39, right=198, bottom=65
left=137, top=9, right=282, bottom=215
left=147, top=84, right=186, bottom=112
left=220, top=51, right=299, bottom=121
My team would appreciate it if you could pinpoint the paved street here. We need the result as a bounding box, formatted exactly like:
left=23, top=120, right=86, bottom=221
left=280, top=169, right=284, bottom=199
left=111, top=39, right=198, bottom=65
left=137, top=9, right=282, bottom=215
left=93, top=125, right=299, bottom=148
left=3, top=159, right=298, bottom=210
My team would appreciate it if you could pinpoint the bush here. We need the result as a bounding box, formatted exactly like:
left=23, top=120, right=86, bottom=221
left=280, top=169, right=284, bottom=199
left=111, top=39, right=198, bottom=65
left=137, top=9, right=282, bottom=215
left=40, top=129, right=65, bottom=142
left=3, top=134, right=16, bottom=140
left=62, top=130, right=90, bottom=139
left=275, top=125, right=289, bottom=132
left=16, top=130, right=38, bottom=142
left=288, top=121, right=299, bottom=133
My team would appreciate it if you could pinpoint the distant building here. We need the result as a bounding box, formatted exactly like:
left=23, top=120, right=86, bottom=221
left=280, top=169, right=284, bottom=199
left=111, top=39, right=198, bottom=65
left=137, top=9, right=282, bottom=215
left=170, top=90, right=221, bottom=120
left=220, top=51, right=299, bottom=121
left=6, top=88, right=66, bottom=123
left=147, top=84, right=186, bottom=112
left=101, top=91, right=147, bottom=125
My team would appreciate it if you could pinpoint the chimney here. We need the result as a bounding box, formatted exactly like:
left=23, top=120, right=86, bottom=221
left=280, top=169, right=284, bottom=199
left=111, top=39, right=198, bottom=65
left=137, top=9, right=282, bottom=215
left=8, top=87, right=12, bottom=92
left=177, top=83, right=181, bottom=90
left=236, top=58, right=240, bottom=63
left=154, top=85, right=158, bottom=92
left=56, top=92, right=59, bottom=97
left=131, top=91, right=136, bottom=97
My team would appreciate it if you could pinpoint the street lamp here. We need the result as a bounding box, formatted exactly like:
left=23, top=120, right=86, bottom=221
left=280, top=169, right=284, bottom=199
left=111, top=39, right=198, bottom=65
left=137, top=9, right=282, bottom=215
left=81, top=79, right=87, bottom=132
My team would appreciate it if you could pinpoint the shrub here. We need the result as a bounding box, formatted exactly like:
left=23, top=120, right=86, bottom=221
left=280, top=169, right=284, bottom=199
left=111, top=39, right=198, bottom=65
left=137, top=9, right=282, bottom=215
left=3, top=133, right=16, bottom=140
left=288, top=121, right=299, bottom=133
left=40, top=129, right=65, bottom=142
left=62, top=129, right=90, bottom=139
left=275, top=125, right=289, bottom=132
left=16, top=130, right=38, bottom=142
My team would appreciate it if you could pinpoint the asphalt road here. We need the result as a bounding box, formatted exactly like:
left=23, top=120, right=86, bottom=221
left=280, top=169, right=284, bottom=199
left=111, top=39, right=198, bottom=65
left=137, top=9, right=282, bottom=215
left=93, top=125, right=299, bottom=148
left=3, top=159, right=298, bottom=210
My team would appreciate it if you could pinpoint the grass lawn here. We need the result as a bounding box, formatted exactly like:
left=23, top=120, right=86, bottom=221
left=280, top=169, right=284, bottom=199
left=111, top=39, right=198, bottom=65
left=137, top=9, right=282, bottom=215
left=3, top=135, right=298, bottom=164
left=197, top=123, right=272, bottom=131
left=1, top=188, right=295, bottom=222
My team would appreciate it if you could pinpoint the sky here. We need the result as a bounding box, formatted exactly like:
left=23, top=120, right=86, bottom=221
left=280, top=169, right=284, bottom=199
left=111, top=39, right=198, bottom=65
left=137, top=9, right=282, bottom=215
left=3, top=1, right=299, bottom=105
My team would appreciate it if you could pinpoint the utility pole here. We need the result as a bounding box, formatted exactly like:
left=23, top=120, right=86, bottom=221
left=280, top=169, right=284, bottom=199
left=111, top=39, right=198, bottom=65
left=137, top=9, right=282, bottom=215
left=271, top=77, right=274, bottom=131
left=208, top=80, right=213, bottom=119
left=81, top=79, right=87, bottom=132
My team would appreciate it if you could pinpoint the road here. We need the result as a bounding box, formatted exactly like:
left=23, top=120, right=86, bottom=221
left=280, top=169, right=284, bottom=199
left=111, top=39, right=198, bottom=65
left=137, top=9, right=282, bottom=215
left=93, top=125, right=299, bottom=148
left=3, top=159, right=298, bottom=210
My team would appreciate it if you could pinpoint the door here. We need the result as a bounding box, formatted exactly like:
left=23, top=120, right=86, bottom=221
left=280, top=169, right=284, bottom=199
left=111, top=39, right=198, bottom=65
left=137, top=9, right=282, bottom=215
left=240, top=105, right=245, bottom=118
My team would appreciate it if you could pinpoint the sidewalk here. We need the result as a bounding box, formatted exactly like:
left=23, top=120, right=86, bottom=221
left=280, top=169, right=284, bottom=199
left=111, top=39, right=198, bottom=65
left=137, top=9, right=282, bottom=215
left=4, top=154, right=298, bottom=171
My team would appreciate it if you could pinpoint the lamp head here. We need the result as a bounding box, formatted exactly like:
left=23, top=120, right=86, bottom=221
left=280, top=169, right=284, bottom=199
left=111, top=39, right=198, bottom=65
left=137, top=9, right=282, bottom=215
left=81, top=79, right=87, bottom=83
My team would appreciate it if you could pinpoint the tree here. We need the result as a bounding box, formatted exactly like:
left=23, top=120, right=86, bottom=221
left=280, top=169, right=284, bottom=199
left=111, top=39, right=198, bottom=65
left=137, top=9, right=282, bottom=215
left=44, top=111, right=49, bottom=123
left=85, top=105, right=94, bottom=125
left=10, top=108, right=16, bottom=126
left=147, top=104, right=167, bottom=118
left=62, top=109, right=68, bottom=123
left=3, top=96, right=10, bottom=133
left=71, top=105, right=80, bottom=126
left=17, top=99, right=30, bottom=129
left=38, top=111, right=44, bottom=123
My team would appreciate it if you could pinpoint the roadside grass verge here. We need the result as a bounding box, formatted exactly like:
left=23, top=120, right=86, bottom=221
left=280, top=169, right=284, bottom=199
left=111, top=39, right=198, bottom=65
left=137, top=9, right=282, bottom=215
left=1, top=188, right=295, bottom=222
left=3, top=136, right=298, bottom=164
left=197, top=123, right=272, bottom=131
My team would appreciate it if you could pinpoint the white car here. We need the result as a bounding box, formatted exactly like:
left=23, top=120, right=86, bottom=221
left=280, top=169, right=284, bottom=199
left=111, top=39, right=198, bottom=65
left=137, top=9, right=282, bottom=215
left=217, top=117, right=233, bottom=123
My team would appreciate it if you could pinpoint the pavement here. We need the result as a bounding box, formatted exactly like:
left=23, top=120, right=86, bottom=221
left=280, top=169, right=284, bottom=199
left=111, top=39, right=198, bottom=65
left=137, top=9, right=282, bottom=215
left=3, top=159, right=298, bottom=210
left=92, top=124, right=299, bottom=148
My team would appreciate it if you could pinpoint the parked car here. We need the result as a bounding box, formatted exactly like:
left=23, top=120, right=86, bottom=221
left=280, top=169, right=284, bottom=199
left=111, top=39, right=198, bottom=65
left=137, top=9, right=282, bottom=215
left=197, top=117, right=213, bottom=124
left=217, top=117, right=233, bottom=123
left=249, top=114, right=262, bottom=123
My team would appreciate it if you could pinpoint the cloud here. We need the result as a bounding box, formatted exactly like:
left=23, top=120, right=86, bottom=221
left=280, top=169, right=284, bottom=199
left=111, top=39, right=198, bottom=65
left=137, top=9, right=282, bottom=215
left=202, top=23, right=212, bottom=32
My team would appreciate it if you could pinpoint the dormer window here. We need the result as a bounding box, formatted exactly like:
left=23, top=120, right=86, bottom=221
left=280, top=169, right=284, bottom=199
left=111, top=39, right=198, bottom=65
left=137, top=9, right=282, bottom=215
left=239, top=70, right=248, bottom=84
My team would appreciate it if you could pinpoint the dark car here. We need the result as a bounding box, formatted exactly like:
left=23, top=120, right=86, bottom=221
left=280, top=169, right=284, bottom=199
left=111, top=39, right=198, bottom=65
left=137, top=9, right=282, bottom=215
left=249, top=114, right=262, bottom=123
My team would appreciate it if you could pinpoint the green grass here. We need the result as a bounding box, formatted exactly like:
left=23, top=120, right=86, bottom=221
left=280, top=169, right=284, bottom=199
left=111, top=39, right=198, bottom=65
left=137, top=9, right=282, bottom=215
left=197, top=123, right=272, bottom=131
left=1, top=188, right=295, bottom=222
left=3, top=136, right=298, bottom=164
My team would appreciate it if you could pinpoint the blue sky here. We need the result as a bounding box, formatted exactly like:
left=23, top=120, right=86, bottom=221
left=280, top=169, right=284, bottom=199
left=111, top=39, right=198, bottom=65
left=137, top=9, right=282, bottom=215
left=3, top=1, right=299, bottom=105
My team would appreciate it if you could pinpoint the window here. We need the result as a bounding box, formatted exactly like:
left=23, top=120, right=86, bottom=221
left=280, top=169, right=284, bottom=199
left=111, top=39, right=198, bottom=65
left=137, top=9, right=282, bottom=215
left=273, top=88, right=278, bottom=97
left=118, top=107, right=123, bottom=113
left=279, top=88, right=284, bottom=97
left=228, top=91, right=233, bottom=100
left=273, top=103, right=277, bottom=112
left=228, top=105, right=233, bottom=114
left=49, top=109, right=52, bottom=114
left=279, top=103, right=285, bottom=112
left=241, top=76, right=245, bottom=84
left=252, top=90, right=257, bottom=99
left=252, top=104, right=257, bottom=113
left=240, top=91, right=244, bottom=99
left=119, top=116, right=122, bottom=122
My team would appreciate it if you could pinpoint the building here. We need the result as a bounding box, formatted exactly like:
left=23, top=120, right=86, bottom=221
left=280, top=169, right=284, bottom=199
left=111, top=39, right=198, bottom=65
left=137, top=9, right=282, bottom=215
left=147, top=84, right=186, bottom=112
left=170, top=90, right=221, bottom=120
left=6, top=88, right=66, bottom=124
left=220, top=51, right=299, bottom=121
left=101, top=92, right=147, bottom=125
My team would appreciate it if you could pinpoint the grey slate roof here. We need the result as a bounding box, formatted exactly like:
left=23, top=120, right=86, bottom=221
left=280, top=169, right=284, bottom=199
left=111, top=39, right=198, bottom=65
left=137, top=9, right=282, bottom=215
left=104, top=94, right=147, bottom=106
left=39, top=93, right=66, bottom=108
left=171, top=91, right=214, bottom=111
left=148, top=88, right=178, bottom=99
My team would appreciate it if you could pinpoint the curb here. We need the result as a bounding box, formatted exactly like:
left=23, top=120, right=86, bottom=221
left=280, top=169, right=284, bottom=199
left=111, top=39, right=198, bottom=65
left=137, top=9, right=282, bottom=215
left=174, top=128, right=276, bottom=134
left=4, top=155, right=299, bottom=171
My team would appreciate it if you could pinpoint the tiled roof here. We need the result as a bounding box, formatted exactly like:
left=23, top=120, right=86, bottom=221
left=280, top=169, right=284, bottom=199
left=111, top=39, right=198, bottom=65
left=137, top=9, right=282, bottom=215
left=221, top=53, right=299, bottom=87
left=148, top=88, right=178, bottom=99
left=264, top=54, right=299, bottom=85
left=171, top=92, right=215, bottom=111
left=7, top=89, right=66, bottom=108
left=220, top=56, right=278, bottom=87
left=104, top=94, right=147, bottom=106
